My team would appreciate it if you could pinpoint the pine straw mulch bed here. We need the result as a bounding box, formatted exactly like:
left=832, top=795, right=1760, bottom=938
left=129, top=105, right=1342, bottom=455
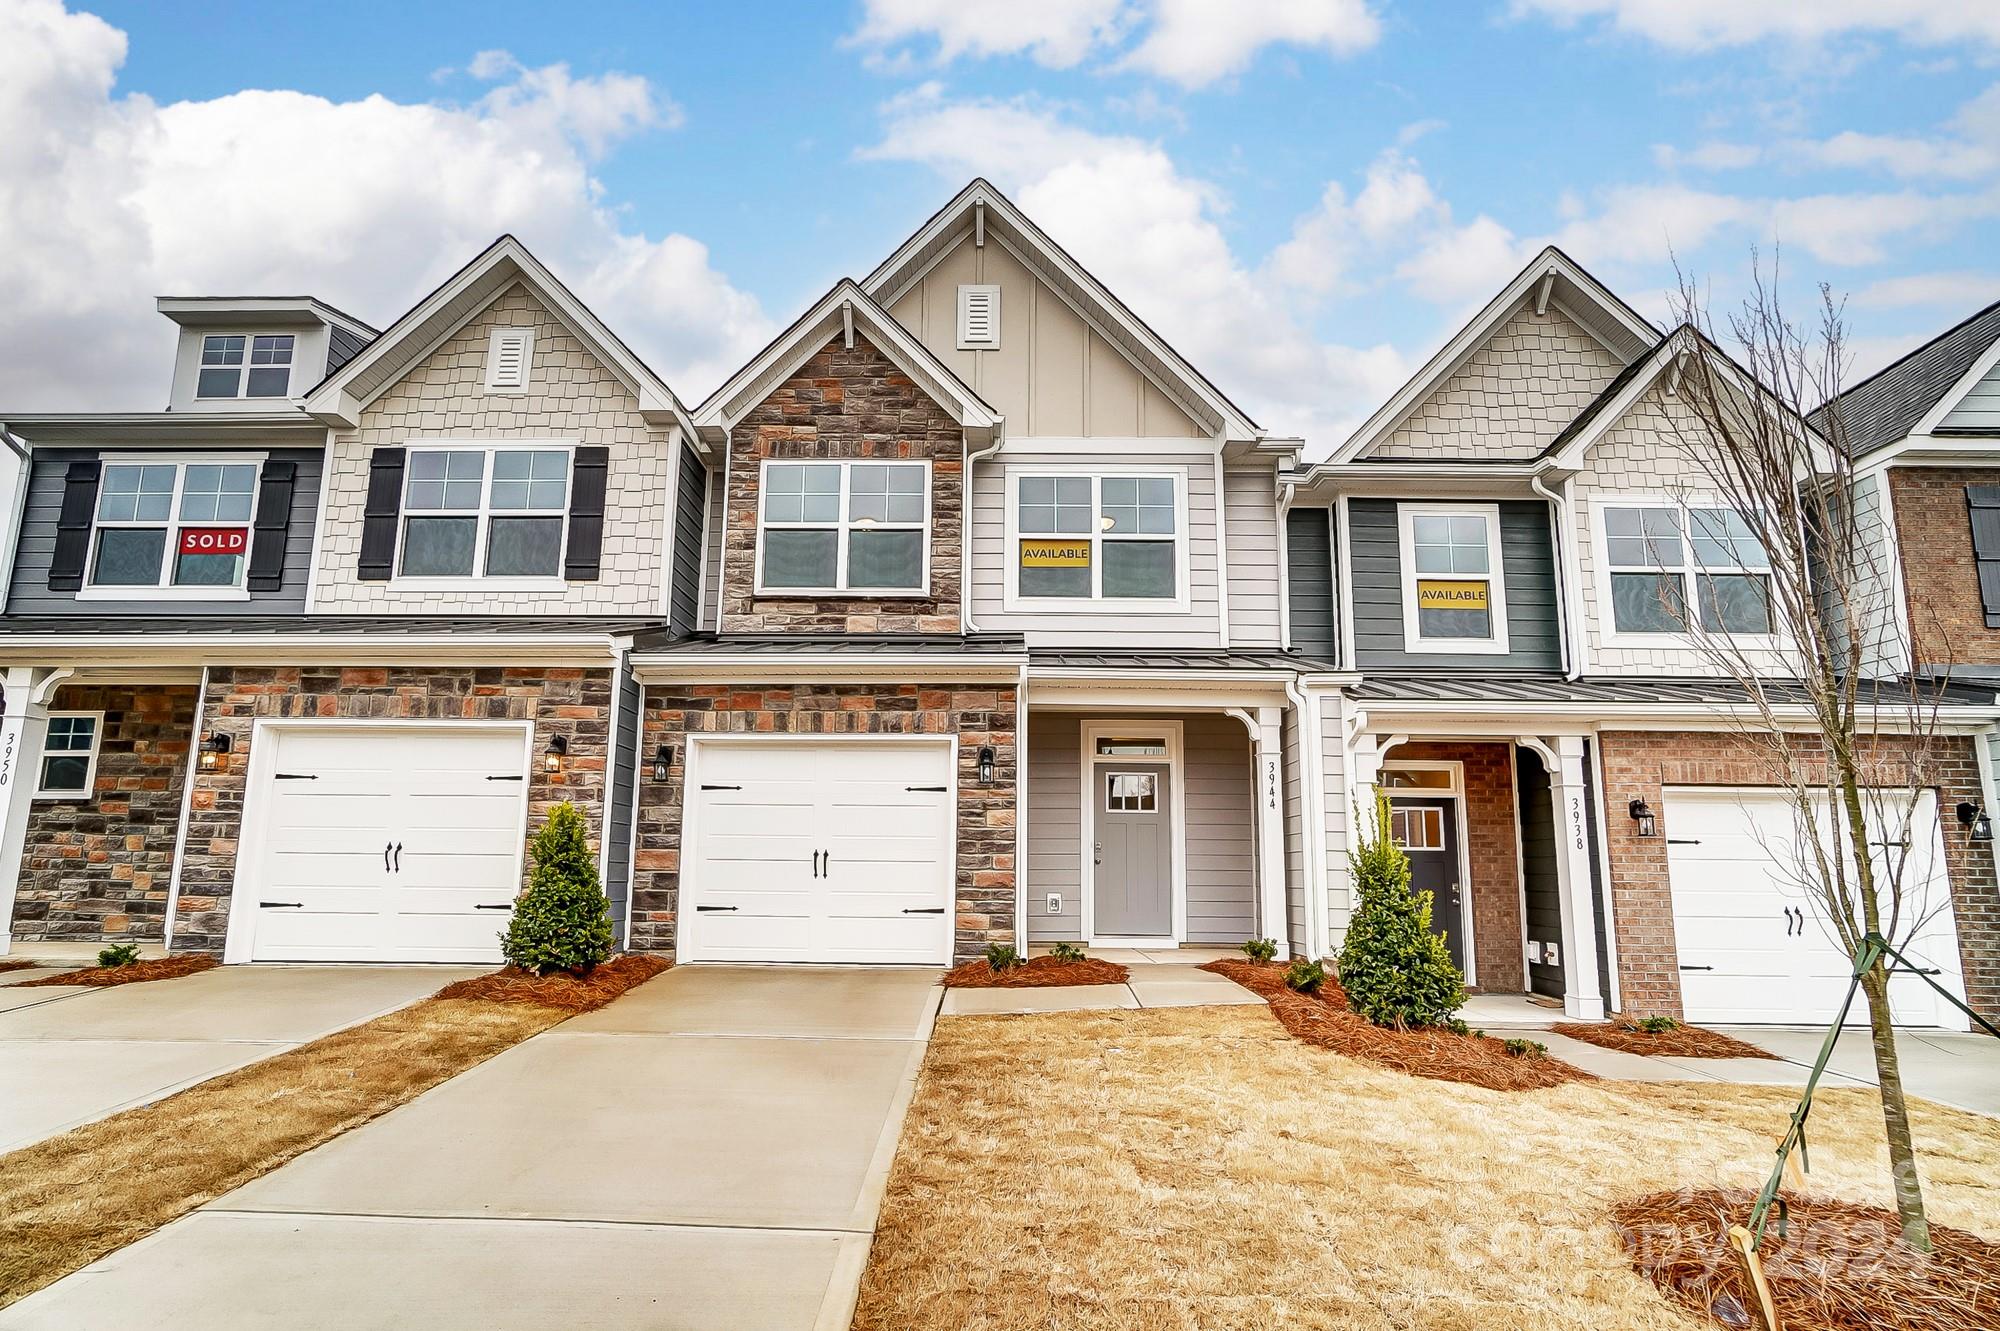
left=1615, top=1187, right=2000, bottom=1331
left=1555, top=1019, right=1780, bottom=1061
left=1203, top=957, right=1594, bottom=1091
left=18, top=955, right=220, bottom=987
left=0, top=960, right=37, bottom=974
left=942, top=954, right=1131, bottom=988
left=432, top=953, right=672, bottom=1010
left=0, top=954, right=671, bottom=1311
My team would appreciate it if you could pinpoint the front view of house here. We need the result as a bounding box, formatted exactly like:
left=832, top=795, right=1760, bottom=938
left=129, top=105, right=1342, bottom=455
left=1, top=180, right=1996, bottom=1031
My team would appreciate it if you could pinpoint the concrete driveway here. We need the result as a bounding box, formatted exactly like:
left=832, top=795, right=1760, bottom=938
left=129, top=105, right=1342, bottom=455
left=0, top=963, right=477, bottom=1153
left=2, top=965, right=942, bottom=1331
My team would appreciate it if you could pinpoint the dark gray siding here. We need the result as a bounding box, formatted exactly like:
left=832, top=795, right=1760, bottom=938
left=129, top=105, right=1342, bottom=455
left=668, top=454, right=706, bottom=635
left=603, top=663, right=642, bottom=946
left=325, top=325, right=372, bottom=377
left=1286, top=506, right=1336, bottom=661
left=1348, top=498, right=1561, bottom=671
left=1517, top=745, right=1563, bottom=1000
left=7, top=447, right=322, bottom=616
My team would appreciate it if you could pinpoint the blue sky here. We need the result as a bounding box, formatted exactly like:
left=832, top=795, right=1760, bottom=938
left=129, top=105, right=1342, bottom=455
left=6, top=0, right=2000, bottom=447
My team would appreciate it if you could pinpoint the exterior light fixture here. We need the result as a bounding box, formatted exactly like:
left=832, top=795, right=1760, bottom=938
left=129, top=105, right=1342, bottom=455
left=197, top=731, right=232, bottom=773
left=978, top=744, right=996, bottom=784
left=1957, top=801, right=1993, bottom=843
left=652, top=744, right=675, bottom=782
left=543, top=734, right=568, bottom=775
left=1628, top=798, right=1657, bottom=838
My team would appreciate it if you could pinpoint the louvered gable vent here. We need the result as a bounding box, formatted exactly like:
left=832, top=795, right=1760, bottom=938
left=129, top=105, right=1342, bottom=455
left=957, top=284, right=1000, bottom=350
left=485, top=328, right=533, bottom=391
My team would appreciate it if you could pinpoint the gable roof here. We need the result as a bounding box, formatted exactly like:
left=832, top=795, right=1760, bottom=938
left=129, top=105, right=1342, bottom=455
left=861, top=178, right=1261, bottom=442
left=691, top=279, right=1000, bottom=444
left=302, top=236, right=692, bottom=434
left=1328, top=245, right=1658, bottom=465
left=1810, top=298, right=2000, bottom=456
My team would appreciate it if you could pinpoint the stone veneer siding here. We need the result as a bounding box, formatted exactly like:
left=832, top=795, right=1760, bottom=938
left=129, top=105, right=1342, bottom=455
left=171, top=666, right=611, bottom=954
left=632, top=682, right=1017, bottom=962
left=11, top=685, right=197, bottom=943
left=1388, top=741, right=1527, bottom=992
left=720, top=333, right=964, bottom=634
left=1888, top=464, right=2000, bottom=669
left=1598, top=729, right=2000, bottom=1020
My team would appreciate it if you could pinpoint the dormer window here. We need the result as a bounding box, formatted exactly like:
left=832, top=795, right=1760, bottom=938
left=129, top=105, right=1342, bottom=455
left=196, top=334, right=293, bottom=398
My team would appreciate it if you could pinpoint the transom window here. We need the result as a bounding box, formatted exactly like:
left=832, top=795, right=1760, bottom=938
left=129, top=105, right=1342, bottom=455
left=1009, top=471, right=1183, bottom=605
left=1603, top=503, right=1773, bottom=636
left=756, top=460, right=929, bottom=594
left=1397, top=503, right=1508, bottom=653
left=400, top=446, right=571, bottom=580
left=36, top=713, right=101, bottom=800
left=196, top=334, right=294, bottom=399
left=90, top=459, right=259, bottom=591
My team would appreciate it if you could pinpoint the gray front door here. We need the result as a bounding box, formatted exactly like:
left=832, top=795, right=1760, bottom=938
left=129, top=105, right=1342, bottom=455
left=1094, top=763, right=1173, bottom=937
left=1391, top=796, right=1464, bottom=971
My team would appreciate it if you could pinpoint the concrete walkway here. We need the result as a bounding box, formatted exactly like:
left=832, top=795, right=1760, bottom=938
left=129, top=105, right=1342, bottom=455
left=0, top=963, right=479, bottom=1153
left=1, top=965, right=942, bottom=1331
left=940, top=959, right=1263, bottom=1015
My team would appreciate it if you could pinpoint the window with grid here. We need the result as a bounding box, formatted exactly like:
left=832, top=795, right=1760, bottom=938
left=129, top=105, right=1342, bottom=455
left=36, top=713, right=100, bottom=798
left=196, top=334, right=293, bottom=398
left=757, top=460, right=927, bottom=593
left=90, top=460, right=258, bottom=590
left=1604, top=504, right=1772, bottom=635
left=400, top=447, right=570, bottom=579
left=1013, top=472, right=1180, bottom=602
left=1400, top=506, right=1502, bottom=647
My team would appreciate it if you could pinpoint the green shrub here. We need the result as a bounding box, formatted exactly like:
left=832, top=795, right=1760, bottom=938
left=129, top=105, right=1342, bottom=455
left=1336, top=794, right=1465, bottom=1029
left=97, top=943, right=140, bottom=968
left=984, top=942, right=1022, bottom=972
left=1283, top=958, right=1326, bottom=994
left=1240, top=937, right=1278, bottom=962
left=500, top=802, right=613, bottom=976
left=1503, top=1038, right=1547, bottom=1059
left=1443, top=1017, right=1471, bottom=1037
left=1049, top=941, right=1087, bottom=963
left=1634, top=1015, right=1681, bottom=1034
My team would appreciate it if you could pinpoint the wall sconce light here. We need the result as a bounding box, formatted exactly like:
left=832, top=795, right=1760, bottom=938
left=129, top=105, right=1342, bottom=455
left=1628, top=798, right=1657, bottom=838
left=197, top=731, right=232, bottom=773
left=977, top=744, right=996, bottom=784
left=1957, top=801, right=1993, bottom=843
left=652, top=744, right=675, bottom=782
left=543, top=734, right=568, bottom=775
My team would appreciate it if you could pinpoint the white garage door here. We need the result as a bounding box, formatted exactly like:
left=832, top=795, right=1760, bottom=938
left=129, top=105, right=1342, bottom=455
left=243, top=726, right=529, bottom=963
left=1664, top=788, right=1970, bottom=1029
left=683, top=740, right=954, bottom=965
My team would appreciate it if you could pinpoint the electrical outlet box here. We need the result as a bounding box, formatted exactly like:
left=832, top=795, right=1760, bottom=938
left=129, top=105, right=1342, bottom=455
left=1545, top=941, right=1560, bottom=966
left=1046, top=893, right=1063, bottom=915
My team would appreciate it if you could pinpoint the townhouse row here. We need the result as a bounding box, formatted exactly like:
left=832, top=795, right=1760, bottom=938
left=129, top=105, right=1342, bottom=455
left=1, top=179, right=1996, bottom=1028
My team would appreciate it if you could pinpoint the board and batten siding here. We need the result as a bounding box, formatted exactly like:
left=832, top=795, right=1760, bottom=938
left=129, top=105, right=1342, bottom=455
left=1223, top=463, right=1283, bottom=647
left=7, top=447, right=322, bottom=616
left=668, top=451, right=706, bottom=635
left=971, top=449, right=1222, bottom=647
left=1286, top=506, right=1337, bottom=661
left=1346, top=498, right=1562, bottom=671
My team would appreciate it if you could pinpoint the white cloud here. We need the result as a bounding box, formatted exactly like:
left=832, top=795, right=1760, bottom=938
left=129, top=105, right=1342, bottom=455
left=1850, top=271, right=2000, bottom=310
left=1511, top=0, right=2000, bottom=51
left=1115, top=0, right=1382, bottom=87
left=1396, top=216, right=1528, bottom=305
left=1782, top=85, right=2000, bottom=182
left=848, top=0, right=1130, bottom=69
left=0, top=0, right=768, bottom=412
left=1652, top=141, right=1762, bottom=171
left=1269, top=149, right=1446, bottom=297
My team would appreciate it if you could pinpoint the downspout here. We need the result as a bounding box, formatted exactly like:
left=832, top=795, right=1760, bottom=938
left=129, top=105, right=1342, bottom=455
left=712, top=425, right=734, bottom=633
left=1531, top=471, right=1581, bottom=680
left=1014, top=664, right=1029, bottom=953
left=1276, top=469, right=1297, bottom=652
left=961, top=430, right=1005, bottom=634
left=1284, top=675, right=1328, bottom=959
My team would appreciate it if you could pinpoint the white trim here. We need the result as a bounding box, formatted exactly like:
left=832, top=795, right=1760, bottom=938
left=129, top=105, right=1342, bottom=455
left=1212, top=443, right=1231, bottom=649
left=31, top=710, right=104, bottom=800
left=1395, top=501, right=1511, bottom=655
left=1002, top=463, right=1193, bottom=614
left=713, top=428, right=732, bottom=632
left=1586, top=735, right=1624, bottom=1015
left=751, top=457, right=934, bottom=598
left=163, top=666, right=210, bottom=950
left=1508, top=744, right=1533, bottom=992
left=482, top=327, right=534, bottom=393
left=222, top=718, right=534, bottom=964
left=1079, top=719, right=1188, bottom=947
left=598, top=651, right=625, bottom=891
left=1587, top=493, right=1784, bottom=653
left=0, top=634, right=625, bottom=669
left=1336, top=495, right=1356, bottom=667
left=392, top=439, right=575, bottom=585
left=621, top=680, right=647, bottom=953
left=1379, top=758, right=1478, bottom=985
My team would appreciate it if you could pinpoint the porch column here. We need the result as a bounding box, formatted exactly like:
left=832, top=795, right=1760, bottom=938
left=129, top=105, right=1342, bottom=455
left=1252, top=706, right=1290, bottom=960
left=1534, top=733, right=1606, bottom=1020
left=0, top=667, right=65, bottom=953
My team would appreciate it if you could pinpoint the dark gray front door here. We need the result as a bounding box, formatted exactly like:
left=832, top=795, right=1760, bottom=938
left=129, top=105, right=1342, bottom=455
left=1391, top=796, right=1463, bottom=971
left=1095, top=763, right=1172, bottom=937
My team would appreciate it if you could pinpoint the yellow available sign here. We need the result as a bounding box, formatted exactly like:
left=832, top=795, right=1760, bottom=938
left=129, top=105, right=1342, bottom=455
left=1415, top=579, right=1488, bottom=611
left=1021, top=539, right=1091, bottom=567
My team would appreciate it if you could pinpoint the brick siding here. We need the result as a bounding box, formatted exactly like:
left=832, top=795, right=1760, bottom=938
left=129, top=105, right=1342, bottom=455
left=1388, top=742, right=1526, bottom=991
left=1598, top=729, right=1999, bottom=1020
left=171, top=666, right=611, bottom=953
left=632, top=682, right=1016, bottom=962
left=11, top=685, right=196, bottom=943
left=1887, top=464, right=2000, bottom=670
left=720, top=333, right=964, bottom=634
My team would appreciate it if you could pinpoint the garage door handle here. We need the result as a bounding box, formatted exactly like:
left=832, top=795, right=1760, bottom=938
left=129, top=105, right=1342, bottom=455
left=1667, top=838, right=1701, bottom=845
left=475, top=903, right=512, bottom=911
left=486, top=774, right=524, bottom=782
left=903, top=907, right=945, bottom=915
left=392, top=842, right=403, bottom=872
left=812, top=850, right=823, bottom=878
left=905, top=785, right=948, bottom=792
left=701, top=784, right=742, bottom=791
left=1679, top=964, right=1714, bottom=971
left=1889, top=965, right=1943, bottom=977
left=695, top=905, right=738, bottom=912
left=274, top=773, right=317, bottom=781
left=384, top=842, right=393, bottom=872
left=260, top=901, right=303, bottom=908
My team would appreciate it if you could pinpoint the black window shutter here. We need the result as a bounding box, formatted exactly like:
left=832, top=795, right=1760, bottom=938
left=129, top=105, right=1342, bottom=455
left=247, top=459, right=297, bottom=592
left=358, top=447, right=406, bottom=582
left=48, top=460, right=102, bottom=591
left=563, top=446, right=610, bottom=581
left=1969, top=487, right=2000, bottom=628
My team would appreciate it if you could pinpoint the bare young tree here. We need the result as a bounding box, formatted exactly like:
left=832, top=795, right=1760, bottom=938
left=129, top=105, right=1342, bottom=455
left=1654, top=254, right=1960, bottom=1252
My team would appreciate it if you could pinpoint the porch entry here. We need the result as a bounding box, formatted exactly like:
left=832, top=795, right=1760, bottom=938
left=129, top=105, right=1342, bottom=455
left=1382, top=764, right=1469, bottom=975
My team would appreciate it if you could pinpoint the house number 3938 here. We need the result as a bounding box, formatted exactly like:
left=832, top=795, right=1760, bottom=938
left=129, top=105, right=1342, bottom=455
left=1570, top=795, right=1586, bottom=850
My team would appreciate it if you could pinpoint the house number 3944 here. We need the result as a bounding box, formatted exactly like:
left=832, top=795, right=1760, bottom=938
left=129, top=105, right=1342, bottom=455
left=1265, top=758, right=1278, bottom=810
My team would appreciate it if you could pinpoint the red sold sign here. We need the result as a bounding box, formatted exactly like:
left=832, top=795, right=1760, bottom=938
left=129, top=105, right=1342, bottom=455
left=178, top=527, right=248, bottom=556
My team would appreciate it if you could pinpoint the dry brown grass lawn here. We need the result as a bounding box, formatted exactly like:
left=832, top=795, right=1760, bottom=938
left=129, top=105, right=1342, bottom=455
left=0, top=997, right=565, bottom=1310
left=854, top=1005, right=2000, bottom=1331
